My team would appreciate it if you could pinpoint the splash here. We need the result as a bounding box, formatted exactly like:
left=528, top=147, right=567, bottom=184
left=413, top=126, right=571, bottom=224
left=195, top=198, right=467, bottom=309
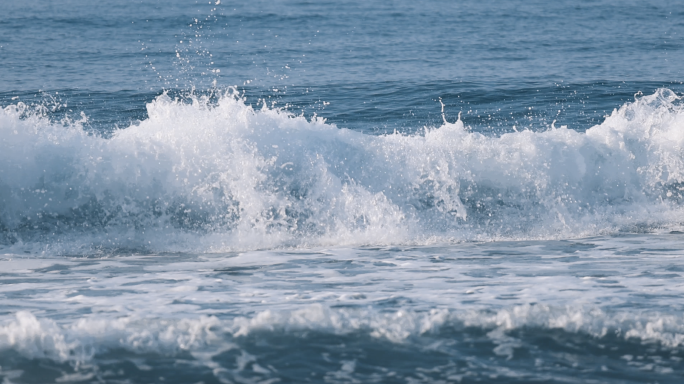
left=1, top=89, right=684, bottom=253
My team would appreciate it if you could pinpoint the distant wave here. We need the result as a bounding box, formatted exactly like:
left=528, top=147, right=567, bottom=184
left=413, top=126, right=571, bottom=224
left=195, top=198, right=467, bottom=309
left=1, top=88, right=684, bottom=254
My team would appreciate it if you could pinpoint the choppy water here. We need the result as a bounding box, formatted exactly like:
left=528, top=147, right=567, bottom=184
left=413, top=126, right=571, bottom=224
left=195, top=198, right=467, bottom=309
left=2, top=0, right=684, bottom=383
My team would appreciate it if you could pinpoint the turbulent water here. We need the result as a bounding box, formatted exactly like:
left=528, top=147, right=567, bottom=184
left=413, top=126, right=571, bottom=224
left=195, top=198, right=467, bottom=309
left=2, top=0, right=684, bottom=383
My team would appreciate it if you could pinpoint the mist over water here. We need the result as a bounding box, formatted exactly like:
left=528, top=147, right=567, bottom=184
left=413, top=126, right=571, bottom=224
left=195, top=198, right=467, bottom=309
left=2, top=0, right=684, bottom=383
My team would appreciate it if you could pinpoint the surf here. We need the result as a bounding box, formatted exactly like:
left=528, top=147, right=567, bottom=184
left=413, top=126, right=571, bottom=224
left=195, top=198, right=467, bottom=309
left=1, top=88, right=684, bottom=254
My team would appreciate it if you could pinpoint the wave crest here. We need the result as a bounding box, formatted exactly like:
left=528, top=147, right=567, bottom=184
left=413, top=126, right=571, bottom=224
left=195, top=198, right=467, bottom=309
left=1, top=89, right=684, bottom=253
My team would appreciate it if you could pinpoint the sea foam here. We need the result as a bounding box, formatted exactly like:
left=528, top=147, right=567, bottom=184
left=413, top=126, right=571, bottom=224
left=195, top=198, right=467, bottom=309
left=2, top=305, right=684, bottom=366
left=1, top=88, right=684, bottom=253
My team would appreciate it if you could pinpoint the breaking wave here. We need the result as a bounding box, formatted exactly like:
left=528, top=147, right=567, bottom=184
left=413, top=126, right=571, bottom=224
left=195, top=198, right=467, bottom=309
left=1, top=305, right=683, bottom=383
left=1, top=88, right=684, bottom=253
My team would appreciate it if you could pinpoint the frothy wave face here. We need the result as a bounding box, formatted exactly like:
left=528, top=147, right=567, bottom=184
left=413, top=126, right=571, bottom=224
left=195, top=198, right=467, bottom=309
left=3, top=305, right=684, bottom=363
left=1, top=89, right=684, bottom=253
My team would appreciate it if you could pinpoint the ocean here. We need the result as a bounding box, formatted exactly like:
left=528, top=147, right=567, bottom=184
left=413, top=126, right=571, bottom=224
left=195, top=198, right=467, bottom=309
left=2, top=0, right=684, bottom=382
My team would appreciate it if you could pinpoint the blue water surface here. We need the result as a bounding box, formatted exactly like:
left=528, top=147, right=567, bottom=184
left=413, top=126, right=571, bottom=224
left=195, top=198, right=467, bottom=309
left=2, top=1, right=684, bottom=383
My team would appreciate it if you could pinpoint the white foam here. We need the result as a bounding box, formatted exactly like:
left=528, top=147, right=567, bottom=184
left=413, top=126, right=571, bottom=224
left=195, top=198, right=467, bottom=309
left=0, top=311, right=224, bottom=363
left=1, top=304, right=683, bottom=366
left=1, top=89, right=684, bottom=253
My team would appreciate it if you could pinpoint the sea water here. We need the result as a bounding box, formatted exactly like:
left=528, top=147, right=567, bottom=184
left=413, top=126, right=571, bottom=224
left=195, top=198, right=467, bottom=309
left=2, top=0, right=684, bottom=383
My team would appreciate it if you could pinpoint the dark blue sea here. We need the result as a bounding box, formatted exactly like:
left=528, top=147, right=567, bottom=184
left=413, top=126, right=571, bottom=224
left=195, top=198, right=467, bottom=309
left=2, top=1, right=684, bottom=383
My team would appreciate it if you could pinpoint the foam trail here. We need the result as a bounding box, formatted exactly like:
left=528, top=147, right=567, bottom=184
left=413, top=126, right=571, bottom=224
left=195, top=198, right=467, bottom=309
left=2, top=305, right=684, bottom=364
left=1, top=89, right=684, bottom=253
